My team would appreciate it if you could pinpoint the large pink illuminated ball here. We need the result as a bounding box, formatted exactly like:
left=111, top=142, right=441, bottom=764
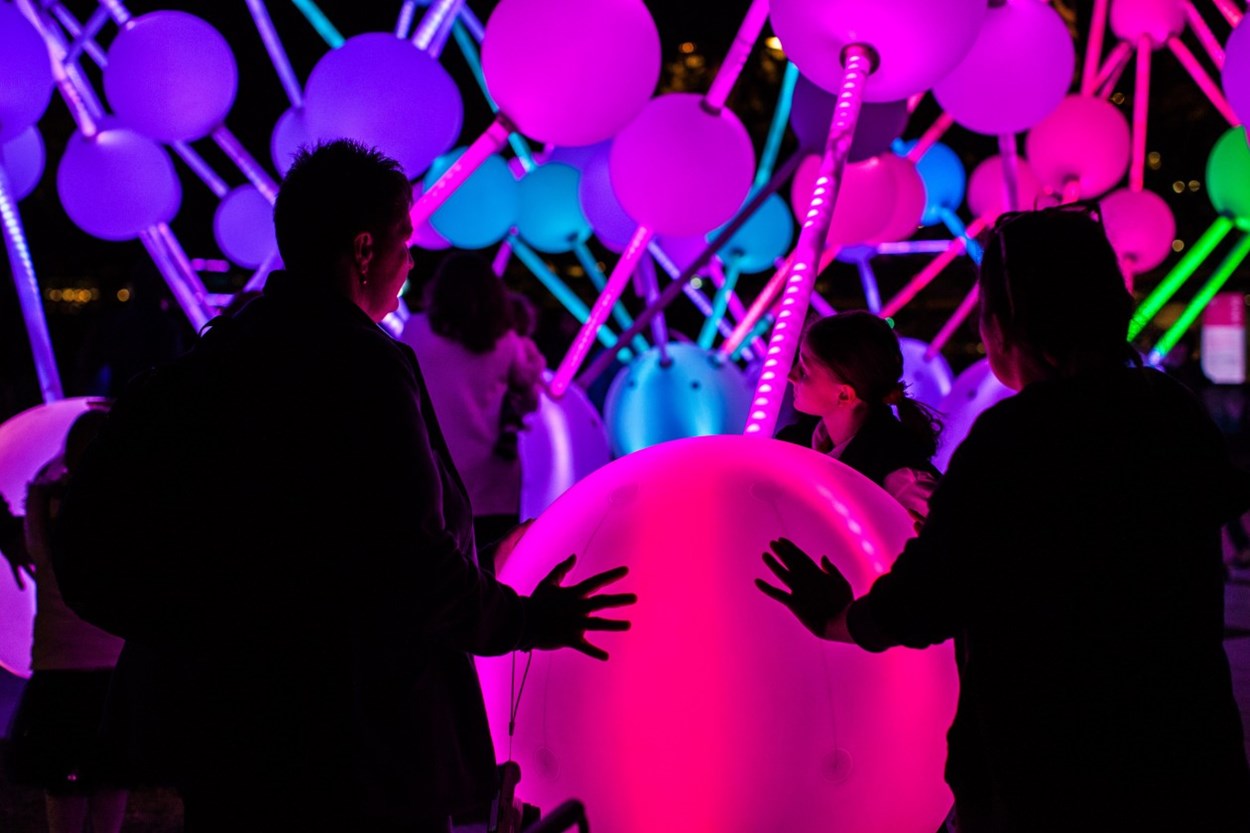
left=968, top=155, right=1042, bottom=222
left=0, top=126, right=45, bottom=200
left=303, top=33, right=463, bottom=179
left=578, top=141, right=638, bottom=252
left=610, top=95, right=755, bottom=238
left=1099, top=187, right=1176, bottom=273
left=1026, top=95, right=1131, bottom=200
left=0, top=3, right=53, bottom=144
left=483, top=0, right=659, bottom=147
left=770, top=0, right=986, bottom=102
left=213, top=186, right=276, bottom=269
left=791, top=154, right=894, bottom=247
left=1110, top=0, right=1186, bottom=47
left=0, top=398, right=106, bottom=677
left=933, top=0, right=1074, bottom=136
left=519, top=372, right=612, bottom=523
left=790, top=75, right=910, bottom=161
left=900, top=337, right=954, bottom=408
left=1223, top=20, right=1250, bottom=127
left=479, top=435, right=958, bottom=833
left=935, top=359, right=1013, bottom=472
left=57, top=128, right=181, bottom=241
left=104, top=12, right=236, bottom=142
left=868, top=153, right=926, bottom=243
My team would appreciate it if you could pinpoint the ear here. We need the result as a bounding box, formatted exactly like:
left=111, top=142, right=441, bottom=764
left=838, top=384, right=856, bottom=403
left=352, top=231, right=375, bottom=276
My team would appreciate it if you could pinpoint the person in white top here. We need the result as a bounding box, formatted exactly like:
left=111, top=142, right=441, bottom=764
left=400, top=253, right=544, bottom=569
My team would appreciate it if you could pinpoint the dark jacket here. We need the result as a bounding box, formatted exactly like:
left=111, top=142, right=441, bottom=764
left=57, top=272, right=528, bottom=825
left=847, top=367, right=1250, bottom=832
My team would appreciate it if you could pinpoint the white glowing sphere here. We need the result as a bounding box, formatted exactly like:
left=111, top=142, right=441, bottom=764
left=519, top=372, right=612, bottom=522
left=0, top=398, right=106, bottom=677
left=480, top=435, right=958, bottom=833
left=1110, top=0, right=1186, bottom=48
left=900, top=337, right=954, bottom=409
left=934, top=358, right=1013, bottom=472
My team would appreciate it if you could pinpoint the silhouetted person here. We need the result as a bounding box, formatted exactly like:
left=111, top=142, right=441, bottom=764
left=758, top=204, right=1250, bottom=833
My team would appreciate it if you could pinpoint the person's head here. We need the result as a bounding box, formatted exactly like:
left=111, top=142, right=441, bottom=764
left=978, top=203, right=1138, bottom=390
left=507, top=291, right=537, bottom=338
left=273, top=140, right=413, bottom=322
left=63, top=404, right=111, bottom=472
left=426, top=252, right=511, bottom=354
left=788, top=311, right=941, bottom=456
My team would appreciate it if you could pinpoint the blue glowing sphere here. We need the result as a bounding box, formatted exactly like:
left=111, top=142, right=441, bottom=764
left=0, top=125, right=45, bottom=200
left=57, top=127, right=181, bottom=241
left=0, top=4, right=53, bottom=144
left=424, top=148, right=518, bottom=249
left=901, top=141, right=966, bottom=227
left=604, top=342, right=753, bottom=456
left=303, top=32, right=463, bottom=179
left=214, top=185, right=276, bottom=269
left=517, top=162, right=592, bottom=253
left=712, top=193, right=794, bottom=274
left=578, top=140, right=638, bottom=253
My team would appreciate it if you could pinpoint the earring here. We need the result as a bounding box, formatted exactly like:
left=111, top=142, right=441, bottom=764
left=360, top=267, right=369, bottom=287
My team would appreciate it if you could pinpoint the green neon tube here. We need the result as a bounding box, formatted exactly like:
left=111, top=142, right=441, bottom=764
left=1129, top=216, right=1233, bottom=340
left=1149, top=231, right=1250, bottom=362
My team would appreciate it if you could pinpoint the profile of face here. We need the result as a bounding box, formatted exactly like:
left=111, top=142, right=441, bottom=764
left=357, top=207, right=414, bottom=322
left=978, top=301, right=1026, bottom=392
left=787, top=339, right=855, bottom=417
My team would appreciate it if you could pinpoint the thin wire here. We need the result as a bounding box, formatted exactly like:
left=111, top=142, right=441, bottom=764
left=507, top=649, right=535, bottom=763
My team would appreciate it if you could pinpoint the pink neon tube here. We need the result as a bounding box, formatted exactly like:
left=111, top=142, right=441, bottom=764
left=139, top=229, right=214, bottom=332
left=411, top=0, right=463, bottom=50
left=1081, top=0, right=1111, bottom=95
left=879, top=216, right=988, bottom=318
left=703, top=0, right=770, bottom=112
left=744, top=45, right=874, bottom=437
left=410, top=115, right=513, bottom=230
left=1131, top=38, right=1151, bottom=191
left=1168, top=36, right=1240, bottom=124
left=548, top=225, right=655, bottom=397
left=1184, top=1, right=1225, bottom=68
left=718, top=244, right=841, bottom=360
left=1213, top=0, right=1244, bottom=27
left=211, top=126, right=279, bottom=203
left=905, top=112, right=955, bottom=162
left=925, top=285, right=979, bottom=361
left=1094, top=41, right=1134, bottom=97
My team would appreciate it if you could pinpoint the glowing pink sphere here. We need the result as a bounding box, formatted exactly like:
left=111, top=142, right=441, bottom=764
left=791, top=154, right=895, bottom=247
left=1099, top=187, right=1176, bottom=273
left=213, top=186, right=276, bottom=269
left=770, top=0, right=987, bottom=102
left=0, top=3, right=53, bottom=144
left=900, top=337, right=954, bottom=408
left=303, top=33, right=463, bottom=179
left=483, top=0, right=659, bottom=147
left=480, top=435, right=958, bottom=833
left=610, top=94, right=755, bottom=238
left=57, top=127, right=181, bottom=241
left=933, top=0, right=1074, bottom=136
left=0, top=398, right=105, bottom=677
left=0, top=125, right=45, bottom=200
left=519, top=372, right=611, bottom=523
left=934, top=359, right=1013, bottom=472
left=1223, top=19, right=1250, bottom=128
left=1025, top=95, right=1131, bottom=200
left=1110, top=0, right=1186, bottom=48
left=104, top=12, right=236, bottom=142
left=868, top=153, right=926, bottom=243
left=968, top=154, right=1043, bottom=222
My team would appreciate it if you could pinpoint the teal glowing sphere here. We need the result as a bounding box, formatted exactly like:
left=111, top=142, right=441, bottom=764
left=424, top=148, right=519, bottom=249
left=901, top=141, right=966, bottom=227
left=712, top=193, right=794, bottom=274
left=516, top=162, right=592, bottom=253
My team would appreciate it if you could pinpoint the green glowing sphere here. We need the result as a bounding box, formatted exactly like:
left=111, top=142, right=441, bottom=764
left=1206, top=127, right=1250, bottom=229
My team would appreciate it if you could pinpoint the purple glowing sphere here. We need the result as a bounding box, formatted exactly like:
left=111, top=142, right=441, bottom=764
left=517, top=162, right=592, bottom=254
left=1110, top=0, right=1186, bottom=48
left=0, top=3, right=53, bottom=144
left=868, top=153, right=926, bottom=244
left=104, top=12, right=237, bottom=142
left=1100, top=187, right=1176, bottom=274
left=483, top=0, right=660, bottom=146
left=933, top=0, right=1075, bottom=136
left=1025, top=95, right=1130, bottom=201
left=270, top=107, right=314, bottom=177
left=578, top=141, right=639, bottom=252
left=655, top=234, right=708, bottom=274
left=935, top=359, right=1013, bottom=472
left=0, top=126, right=45, bottom=200
left=518, top=371, right=611, bottom=525
left=1223, top=20, right=1250, bottom=129
left=303, top=33, right=463, bottom=180
left=770, top=0, right=987, bottom=102
left=791, top=154, right=895, bottom=247
left=968, top=154, right=1043, bottom=222
left=57, top=127, right=181, bottom=241
left=213, top=185, right=276, bottom=269
left=790, top=75, right=910, bottom=161
left=610, top=94, right=755, bottom=238
left=900, top=337, right=954, bottom=408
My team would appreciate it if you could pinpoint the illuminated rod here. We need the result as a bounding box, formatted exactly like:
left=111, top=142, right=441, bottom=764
left=651, top=245, right=761, bottom=357
left=717, top=243, right=840, bottom=360
left=999, top=133, right=1021, bottom=212
left=574, top=152, right=803, bottom=388
left=1149, top=232, right=1250, bottom=361
left=879, top=216, right=988, bottom=318
left=743, top=45, right=874, bottom=436
left=708, top=257, right=750, bottom=326
left=729, top=315, right=774, bottom=362
left=876, top=239, right=956, bottom=255
left=410, top=116, right=515, bottom=230
left=492, top=239, right=512, bottom=277
left=1132, top=37, right=1151, bottom=191
left=1081, top=0, right=1111, bottom=94
left=704, top=0, right=770, bottom=112
left=905, top=112, right=955, bottom=162
left=756, top=62, right=800, bottom=189
left=290, top=0, right=345, bottom=48
left=698, top=261, right=741, bottom=347
left=245, top=0, right=303, bottom=109
left=96, top=0, right=130, bottom=24
left=171, top=142, right=230, bottom=198
left=1184, top=1, right=1225, bottom=68
left=449, top=23, right=537, bottom=177
left=243, top=248, right=281, bottom=293
left=684, top=279, right=754, bottom=359
left=938, top=208, right=984, bottom=261
left=211, top=126, right=280, bottom=203
left=856, top=254, right=881, bottom=314
left=411, top=0, right=463, bottom=55
left=1168, top=36, right=1240, bottom=124
left=925, top=285, right=979, bottom=360
left=17, top=0, right=99, bottom=135
left=0, top=167, right=63, bottom=401
left=395, top=0, right=419, bottom=38
left=1213, top=0, right=1244, bottom=27
left=634, top=255, right=669, bottom=363
left=509, top=236, right=632, bottom=363
left=573, top=242, right=650, bottom=354
left=1093, top=41, right=1133, bottom=96
left=1129, top=216, right=1234, bottom=338
left=138, top=229, right=214, bottom=331
left=550, top=225, right=654, bottom=396
left=60, top=4, right=108, bottom=65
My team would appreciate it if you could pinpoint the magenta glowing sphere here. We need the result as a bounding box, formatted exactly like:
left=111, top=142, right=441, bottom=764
left=517, top=162, right=593, bottom=254
left=770, top=0, right=987, bottom=102
left=1110, top=0, right=1186, bottom=48
left=868, top=153, right=926, bottom=244
left=933, top=0, right=1074, bottom=136
left=791, top=154, right=894, bottom=247
left=1025, top=95, right=1131, bottom=201
left=967, top=154, right=1042, bottom=222
left=1099, top=187, right=1176, bottom=273
left=1223, top=20, right=1250, bottom=129
left=104, top=12, right=236, bottom=142
left=479, top=435, right=958, bottom=833
left=407, top=181, right=451, bottom=250
left=483, top=0, right=659, bottom=146
left=303, top=33, right=463, bottom=180
left=934, top=359, right=1013, bottom=472
left=57, top=127, right=181, bottom=241
left=0, top=3, right=53, bottom=144
left=519, top=371, right=611, bottom=523
left=0, top=125, right=45, bottom=200
left=900, top=336, right=954, bottom=408
left=270, top=107, right=313, bottom=177
left=578, top=140, right=638, bottom=253
left=790, top=75, right=910, bottom=161
left=0, top=398, right=106, bottom=677
left=610, top=94, right=755, bottom=238
left=213, top=185, right=276, bottom=269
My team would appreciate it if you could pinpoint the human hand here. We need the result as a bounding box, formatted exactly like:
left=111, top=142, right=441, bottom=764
left=755, top=537, right=853, bottom=639
left=527, top=555, right=636, bottom=660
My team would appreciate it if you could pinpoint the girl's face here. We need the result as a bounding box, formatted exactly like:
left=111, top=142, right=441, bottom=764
left=788, top=341, right=850, bottom=416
